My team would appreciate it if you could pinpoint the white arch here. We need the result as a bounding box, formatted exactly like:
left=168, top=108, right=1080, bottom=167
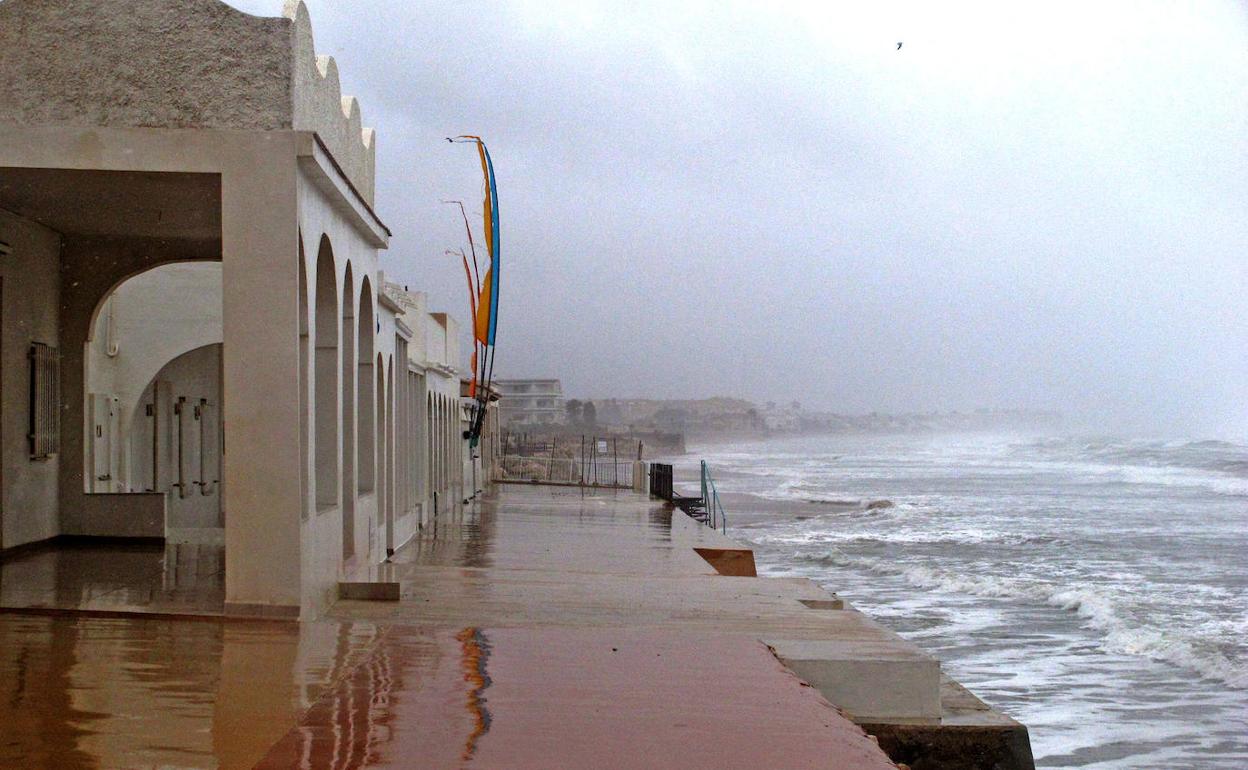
left=85, top=262, right=224, bottom=447
left=313, top=234, right=339, bottom=509
left=357, top=276, right=375, bottom=493
left=298, top=242, right=309, bottom=519
left=83, top=262, right=223, bottom=493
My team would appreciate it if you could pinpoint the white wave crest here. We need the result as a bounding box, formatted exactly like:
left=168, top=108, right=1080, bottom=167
left=1048, top=587, right=1247, bottom=688
left=754, top=477, right=864, bottom=506
left=757, top=527, right=1054, bottom=547
left=1117, top=465, right=1248, bottom=497
left=803, top=551, right=1248, bottom=688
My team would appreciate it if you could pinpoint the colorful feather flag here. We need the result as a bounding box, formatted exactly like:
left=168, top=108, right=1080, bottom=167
left=452, top=136, right=500, bottom=346
left=475, top=269, right=492, bottom=345
left=447, top=136, right=502, bottom=443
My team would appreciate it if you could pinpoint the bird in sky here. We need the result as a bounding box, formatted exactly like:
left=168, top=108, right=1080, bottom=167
left=897, top=42, right=903, bottom=50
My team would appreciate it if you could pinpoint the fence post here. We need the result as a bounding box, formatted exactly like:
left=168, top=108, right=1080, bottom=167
left=700, top=461, right=708, bottom=512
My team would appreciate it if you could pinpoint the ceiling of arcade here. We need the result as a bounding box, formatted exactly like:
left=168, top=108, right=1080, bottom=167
left=0, top=168, right=220, bottom=242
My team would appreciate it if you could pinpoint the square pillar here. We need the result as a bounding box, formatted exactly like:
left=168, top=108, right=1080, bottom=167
left=220, top=137, right=302, bottom=618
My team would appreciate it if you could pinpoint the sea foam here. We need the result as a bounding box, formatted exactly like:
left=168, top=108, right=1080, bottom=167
left=798, top=550, right=1247, bottom=688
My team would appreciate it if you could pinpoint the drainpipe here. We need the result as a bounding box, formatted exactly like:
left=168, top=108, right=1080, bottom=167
left=105, top=297, right=120, bottom=357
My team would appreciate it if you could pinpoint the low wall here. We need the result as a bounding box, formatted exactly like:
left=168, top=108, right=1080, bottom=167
left=63, top=492, right=165, bottom=538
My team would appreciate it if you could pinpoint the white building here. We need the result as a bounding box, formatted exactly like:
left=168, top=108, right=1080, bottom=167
left=495, top=378, right=566, bottom=428
left=0, top=0, right=494, bottom=619
left=761, top=401, right=802, bottom=432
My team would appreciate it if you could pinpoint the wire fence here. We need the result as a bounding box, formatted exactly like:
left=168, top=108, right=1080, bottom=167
left=496, top=433, right=641, bottom=488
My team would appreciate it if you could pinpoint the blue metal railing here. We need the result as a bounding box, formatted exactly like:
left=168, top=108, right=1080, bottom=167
left=700, top=460, right=727, bottom=534
left=648, top=460, right=728, bottom=534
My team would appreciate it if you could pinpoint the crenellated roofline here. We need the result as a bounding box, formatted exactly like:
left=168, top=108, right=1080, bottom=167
left=284, top=0, right=376, bottom=205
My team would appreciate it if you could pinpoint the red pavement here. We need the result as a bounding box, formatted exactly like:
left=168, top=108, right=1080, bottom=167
left=256, top=625, right=898, bottom=769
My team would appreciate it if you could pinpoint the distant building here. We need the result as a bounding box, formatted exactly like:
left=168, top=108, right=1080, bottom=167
left=495, top=379, right=565, bottom=428
left=761, top=402, right=801, bottom=432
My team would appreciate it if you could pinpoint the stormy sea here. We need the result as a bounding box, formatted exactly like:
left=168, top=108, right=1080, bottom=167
left=674, top=433, right=1247, bottom=769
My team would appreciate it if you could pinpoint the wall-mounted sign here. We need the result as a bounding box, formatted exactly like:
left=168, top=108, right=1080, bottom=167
left=0, top=241, right=11, bottom=257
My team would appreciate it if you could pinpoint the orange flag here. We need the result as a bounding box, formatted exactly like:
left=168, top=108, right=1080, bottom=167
left=475, top=269, right=492, bottom=345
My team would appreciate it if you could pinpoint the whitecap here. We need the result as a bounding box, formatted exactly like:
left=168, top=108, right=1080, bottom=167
left=799, top=550, right=1248, bottom=688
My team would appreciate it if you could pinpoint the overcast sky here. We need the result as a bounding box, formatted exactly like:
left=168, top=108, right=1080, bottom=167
left=234, top=1, right=1248, bottom=438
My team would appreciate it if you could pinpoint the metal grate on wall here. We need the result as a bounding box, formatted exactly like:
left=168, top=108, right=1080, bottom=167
left=28, top=342, right=60, bottom=459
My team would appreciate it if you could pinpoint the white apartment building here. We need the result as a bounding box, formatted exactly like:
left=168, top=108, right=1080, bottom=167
left=495, top=378, right=566, bottom=428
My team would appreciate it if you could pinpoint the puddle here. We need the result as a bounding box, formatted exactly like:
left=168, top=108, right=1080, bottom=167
left=0, top=614, right=380, bottom=769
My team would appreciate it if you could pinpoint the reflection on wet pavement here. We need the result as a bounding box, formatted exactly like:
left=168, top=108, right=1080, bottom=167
left=252, top=625, right=896, bottom=769
left=0, top=614, right=399, bottom=769
left=0, top=540, right=225, bottom=616
left=0, top=487, right=898, bottom=769
left=455, top=627, right=493, bottom=762
left=2, top=615, right=264, bottom=768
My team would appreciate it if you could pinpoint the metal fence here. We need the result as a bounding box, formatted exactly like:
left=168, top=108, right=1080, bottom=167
left=649, top=462, right=674, bottom=500
left=496, top=433, right=640, bottom=488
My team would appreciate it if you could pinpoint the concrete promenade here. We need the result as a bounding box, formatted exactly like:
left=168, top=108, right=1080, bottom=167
left=2, top=484, right=910, bottom=768
left=308, top=483, right=903, bottom=768
left=322, top=484, right=1032, bottom=769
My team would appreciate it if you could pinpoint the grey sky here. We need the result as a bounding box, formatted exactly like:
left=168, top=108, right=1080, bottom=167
left=233, top=1, right=1248, bottom=437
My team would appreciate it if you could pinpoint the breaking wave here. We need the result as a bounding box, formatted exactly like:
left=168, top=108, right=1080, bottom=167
left=756, top=478, right=864, bottom=506
left=717, top=432, right=1248, bottom=766
left=1013, top=437, right=1248, bottom=496
left=758, top=527, right=1057, bottom=547
left=798, top=550, right=1247, bottom=688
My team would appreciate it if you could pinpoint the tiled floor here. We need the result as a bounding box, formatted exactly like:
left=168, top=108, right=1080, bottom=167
left=0, top=539, right=225, bottom=616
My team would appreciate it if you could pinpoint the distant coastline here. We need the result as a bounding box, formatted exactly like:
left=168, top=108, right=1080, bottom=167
left=519, top=395, right=1062, bottom=449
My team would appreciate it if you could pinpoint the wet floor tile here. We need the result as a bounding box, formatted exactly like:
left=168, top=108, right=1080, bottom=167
left=2, top=614, right=894, bottom=769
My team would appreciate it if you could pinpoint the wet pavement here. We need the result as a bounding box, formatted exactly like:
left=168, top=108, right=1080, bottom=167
left=334, top=486, right=909, bottom=641
left=0, top=613, right=360, bottom=769
left=254, top=626, right=895, bottom=769
left=0, top=540, right=224, bottom=616
left=0, top=486, right=899, bottom=769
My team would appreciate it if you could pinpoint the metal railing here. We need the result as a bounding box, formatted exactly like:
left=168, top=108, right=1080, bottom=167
left=648, top=460, right=728, bottom=534
left=700, top=460, right=727, bottom=534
